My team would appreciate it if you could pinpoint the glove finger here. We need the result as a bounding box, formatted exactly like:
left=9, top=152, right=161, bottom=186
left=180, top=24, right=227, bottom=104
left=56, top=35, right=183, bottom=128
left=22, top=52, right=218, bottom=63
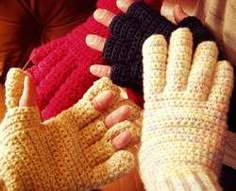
left=126, top=2, right=159, bottom=24
left=83, top=77, right=121, bottom=102
left=30, top=38, right=66, bottom=65
left=208, top=60, right=234, bottom=111
left=88, top=150, right=134, bottom=188
left=107, top=99, right=141, bottom=122
left=166, top=28, right=193, bottom=91
left=5, top=68, right=26, bottom=109
left=103, top=37, right=130, bottom=63
left=28, top=38, right=68, bottom=86
left=79, top=98, right=140, bottom=146
left=110, top=64, right=142, bottom=92
left=187, top=41, right=218, bottom=100
left=142, top=34, right=167, bottom=103
left=36, top=56, right=76, bottom=110
left=78, top=118, right=107, bottom=147
left=178, top=17, right=215, bottom=48
left=109, top=14, right=140, bottom=39
left=52, top=78, right=121, bottom=129
left=85, top=120, right=140, bottom=167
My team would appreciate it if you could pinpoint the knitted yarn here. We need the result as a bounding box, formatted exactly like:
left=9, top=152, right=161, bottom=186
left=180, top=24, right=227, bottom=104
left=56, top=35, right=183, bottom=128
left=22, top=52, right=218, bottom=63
left=139, top=28, right=234, bottom=190
left=178, top=16, right=225, bottom=59
left=103, top=1, right=176, bottom=92
left=0, top=68, right=141, bottom=191
left=26, top=0, right=160, bottom=120
left=103, top=2, right=223, bottom=95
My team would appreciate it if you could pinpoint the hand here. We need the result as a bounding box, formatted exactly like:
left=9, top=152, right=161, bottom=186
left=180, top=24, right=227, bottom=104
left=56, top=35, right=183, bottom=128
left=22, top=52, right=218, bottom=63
left=0, top=68, right=141, bottom=190
left=139, top=28, right=233, bottom=190
left=86, top=0, right=177, bottom=92
left=18, top=72, right=135, bottom=149
left=87, top=0, right=188, bottom=79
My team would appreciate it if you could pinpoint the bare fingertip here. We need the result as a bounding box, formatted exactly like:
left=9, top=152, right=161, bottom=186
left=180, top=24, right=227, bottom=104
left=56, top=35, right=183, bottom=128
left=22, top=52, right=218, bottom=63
left=90, top=65, right=98, bottom=74
left=93, top=90, right=115, bottom=111
left=93, top=8, right=104, bottom=20
left=85, top=35, right=96, bottom=46
left=117, top=0, right=133, bottom=12
left=112, top=131, right=132, bottom=150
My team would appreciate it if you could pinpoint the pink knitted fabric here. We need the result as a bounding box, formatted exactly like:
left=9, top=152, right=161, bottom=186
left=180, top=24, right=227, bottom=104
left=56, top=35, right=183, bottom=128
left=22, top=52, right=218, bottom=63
left=27, top=0, right=161, bottom=120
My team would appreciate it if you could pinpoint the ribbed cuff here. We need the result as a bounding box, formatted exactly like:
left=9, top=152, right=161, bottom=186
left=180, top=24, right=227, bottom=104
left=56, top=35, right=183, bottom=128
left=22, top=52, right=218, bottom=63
left=142, top=168, right=222, bottom=191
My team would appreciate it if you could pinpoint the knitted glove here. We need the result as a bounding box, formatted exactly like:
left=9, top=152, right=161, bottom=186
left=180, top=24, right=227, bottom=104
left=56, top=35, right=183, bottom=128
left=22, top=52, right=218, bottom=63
left=139, top=28, right=234, bottom=190
left=103, top=1, right=176, bottom=92
left=103, top=2, right=221, bottom=93
left=0, top=68, right=141, bottom=191
left=26, top=0, right=160, bottom=120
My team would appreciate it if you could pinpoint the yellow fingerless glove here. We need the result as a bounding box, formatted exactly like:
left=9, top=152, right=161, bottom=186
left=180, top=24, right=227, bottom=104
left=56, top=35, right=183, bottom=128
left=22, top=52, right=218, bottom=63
left=139, top=28, right=234, bottom=191
left=0, top=68, right=141, bottom=191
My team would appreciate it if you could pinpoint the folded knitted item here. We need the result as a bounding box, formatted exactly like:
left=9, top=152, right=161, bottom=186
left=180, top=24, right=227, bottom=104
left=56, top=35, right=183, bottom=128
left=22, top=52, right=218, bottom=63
left=139, top=28, right=234, bottom=190
left=26, top=0, right=160, bottom=120
left=103, top=2, right=220, bottom=93
left=0, top=68, right=141, bottom=190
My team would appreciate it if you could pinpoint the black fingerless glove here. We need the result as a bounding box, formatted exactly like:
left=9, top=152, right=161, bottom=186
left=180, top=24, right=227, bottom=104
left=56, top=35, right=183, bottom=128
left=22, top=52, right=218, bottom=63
left=103, top=1, right=224, bottom=93
left=103, top=2, right=177, bottom=92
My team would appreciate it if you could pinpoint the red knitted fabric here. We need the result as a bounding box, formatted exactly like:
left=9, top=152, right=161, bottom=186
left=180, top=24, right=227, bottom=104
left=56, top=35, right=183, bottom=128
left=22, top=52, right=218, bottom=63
left=27, top=0, right=161, bottom=120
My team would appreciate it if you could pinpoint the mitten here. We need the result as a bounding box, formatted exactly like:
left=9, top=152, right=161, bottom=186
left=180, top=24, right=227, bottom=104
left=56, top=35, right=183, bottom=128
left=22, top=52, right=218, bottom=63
left=139, top=28, right=234, bottom=190
left=0, top=68, right=141, bottom=191
left=26, top=0, right=160, bottom=120
left=103, top=2, right=223, bottom=94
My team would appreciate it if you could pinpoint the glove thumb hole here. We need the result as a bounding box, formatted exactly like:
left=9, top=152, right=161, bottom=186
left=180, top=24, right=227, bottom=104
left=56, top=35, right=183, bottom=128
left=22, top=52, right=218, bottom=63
left=5, top=68, right=26, bottom=109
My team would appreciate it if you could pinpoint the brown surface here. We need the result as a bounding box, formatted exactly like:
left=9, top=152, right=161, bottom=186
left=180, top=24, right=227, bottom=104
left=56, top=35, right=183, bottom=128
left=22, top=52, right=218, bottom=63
left=0, top=0, right=96, bottom=83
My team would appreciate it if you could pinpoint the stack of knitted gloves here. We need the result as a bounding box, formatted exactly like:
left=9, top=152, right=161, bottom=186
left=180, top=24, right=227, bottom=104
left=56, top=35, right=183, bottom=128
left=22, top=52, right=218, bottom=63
left=26, top=0, right=218, bottom=120
left=26, top=0, right=160, bottom=120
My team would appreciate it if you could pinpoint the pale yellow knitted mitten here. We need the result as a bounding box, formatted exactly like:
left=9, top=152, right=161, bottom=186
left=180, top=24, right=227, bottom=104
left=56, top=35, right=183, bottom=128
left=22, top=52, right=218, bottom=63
left=139, top=28, right=234, bottom=191
left=0, top=68, right=141, bottom=191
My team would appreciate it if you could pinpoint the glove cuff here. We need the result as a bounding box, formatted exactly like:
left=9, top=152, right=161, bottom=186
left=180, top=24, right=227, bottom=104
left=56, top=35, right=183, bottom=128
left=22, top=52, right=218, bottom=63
left=140, top=165, right=222, bottom=191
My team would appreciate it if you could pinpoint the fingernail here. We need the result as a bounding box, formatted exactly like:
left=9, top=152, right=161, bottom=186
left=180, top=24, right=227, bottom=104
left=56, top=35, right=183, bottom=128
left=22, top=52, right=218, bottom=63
left=94, top=9, right=105, bottom=20
left=92, top=91, right=114, bottom=111
left=90, top=65, right=98, bottom=74
left=116, top=0, right=124, bottom=9
left=86, top=35, right=96, bottom=45
left=112, top=131, right=132, bottom=150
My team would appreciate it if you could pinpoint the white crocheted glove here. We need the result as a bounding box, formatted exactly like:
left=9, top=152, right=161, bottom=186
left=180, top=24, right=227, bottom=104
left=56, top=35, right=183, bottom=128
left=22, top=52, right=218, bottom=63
left=139, top=28, right=234, bottom=191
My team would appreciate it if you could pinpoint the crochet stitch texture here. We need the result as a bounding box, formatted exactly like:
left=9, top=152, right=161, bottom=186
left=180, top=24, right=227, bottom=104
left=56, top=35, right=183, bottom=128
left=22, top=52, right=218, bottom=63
left=103, top=2, right=220, bottom=94
left=139, top=28, right=234, bottom=190
left=26, top=0, right=159, bottom=120
left=0, top=68, right=141, bottom=191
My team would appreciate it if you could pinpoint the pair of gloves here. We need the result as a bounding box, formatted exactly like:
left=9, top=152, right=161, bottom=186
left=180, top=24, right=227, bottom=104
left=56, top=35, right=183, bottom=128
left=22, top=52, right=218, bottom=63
left=26, top=0, right=218, bottom=119
left=0, top=27, right=233, bottom=190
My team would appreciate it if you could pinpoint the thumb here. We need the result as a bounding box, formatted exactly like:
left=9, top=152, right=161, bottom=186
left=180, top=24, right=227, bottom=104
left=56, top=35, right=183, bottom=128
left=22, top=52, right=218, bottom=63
left=173, top=4, right=188, bottom=23
left=19, top=74, right=37, bottom=107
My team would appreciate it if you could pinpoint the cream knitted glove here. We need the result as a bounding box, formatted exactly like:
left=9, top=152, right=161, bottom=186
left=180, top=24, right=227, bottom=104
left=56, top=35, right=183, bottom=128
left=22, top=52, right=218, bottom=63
left=139, top=28, right=234, bottom=191
left=0, top=68, right=141, bottom=191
